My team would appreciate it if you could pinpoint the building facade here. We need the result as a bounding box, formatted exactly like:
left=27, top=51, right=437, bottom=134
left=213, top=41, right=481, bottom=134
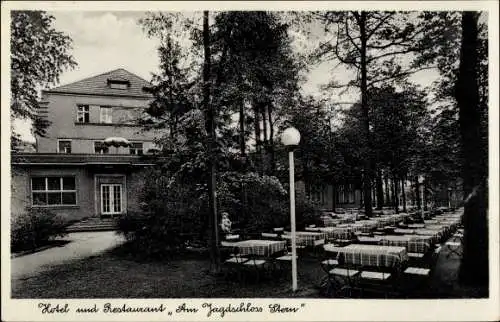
left=11, top=69, right=162, bottom=221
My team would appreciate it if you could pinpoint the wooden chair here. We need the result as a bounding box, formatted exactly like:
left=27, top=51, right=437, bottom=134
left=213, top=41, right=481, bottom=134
left=242, top=254, right=270, bottom=283
left=445, top=232, right=463, bottom=258
left=357, top=264, right=398, bottom=298
left=399, top=266, right=431, bottom=297
left=261, top=232, right=279, bottom=240
left=222, top=246, right=248, bottom=281
left=323, top=253, right=360, bottom=298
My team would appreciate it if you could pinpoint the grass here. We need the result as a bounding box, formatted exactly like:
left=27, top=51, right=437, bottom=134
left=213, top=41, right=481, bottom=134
left=11, top=241, right=488, bottom=299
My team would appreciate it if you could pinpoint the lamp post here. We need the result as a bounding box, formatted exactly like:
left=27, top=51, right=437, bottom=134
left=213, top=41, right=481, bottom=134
left=281, top=127, right=300, bottom=292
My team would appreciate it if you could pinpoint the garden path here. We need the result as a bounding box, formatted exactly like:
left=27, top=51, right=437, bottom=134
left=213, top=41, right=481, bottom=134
left=11, top=231, right=125, bottom=280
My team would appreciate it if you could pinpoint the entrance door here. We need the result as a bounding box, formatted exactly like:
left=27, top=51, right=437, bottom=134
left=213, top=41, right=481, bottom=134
left=100, top=184, right=123, bottom=216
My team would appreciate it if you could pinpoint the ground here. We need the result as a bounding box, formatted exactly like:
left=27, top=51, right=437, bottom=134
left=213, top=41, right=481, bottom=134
left=10, top=232, right=487, bottom=298
left=11, top=231, right=125, bottom=280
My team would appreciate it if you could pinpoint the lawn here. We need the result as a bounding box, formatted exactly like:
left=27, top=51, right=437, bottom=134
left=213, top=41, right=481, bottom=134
left=11, top=242, right=487, bottom=299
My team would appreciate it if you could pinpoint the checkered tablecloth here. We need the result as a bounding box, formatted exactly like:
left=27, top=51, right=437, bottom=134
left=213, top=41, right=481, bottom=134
left=379, top=235, right=430, bottom=254
left=415, top=229, right=442, bottom=241
left=282, top=231, right=326, bottom=246
left=322, top=226, right=356, bottom=240
left=321, top=216, right=353, bottom=227
left=352, top=220, right=381, bottom=232
left=324, top=243, right=408, bottom=268
left=235, top=239, right=286, bottom=257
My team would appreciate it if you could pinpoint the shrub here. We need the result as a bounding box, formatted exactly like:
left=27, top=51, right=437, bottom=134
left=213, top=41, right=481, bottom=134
left=221, top=172, right=288, bottom=234
left=117, top=169, right=296, bottom=257
left=11, top=208, right=68, bottom=252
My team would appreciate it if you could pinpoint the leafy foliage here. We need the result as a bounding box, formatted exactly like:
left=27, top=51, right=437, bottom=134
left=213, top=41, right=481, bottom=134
left=10, top=11, right=76, bottom=141
left=11, top=208, right=68, bottom=252
left=117, top=167, right=313, bottom=255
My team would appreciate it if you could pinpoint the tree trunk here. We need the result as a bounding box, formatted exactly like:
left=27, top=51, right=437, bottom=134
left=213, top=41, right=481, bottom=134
left=203, top=11, right=220, bottom=273
left=415, top=176, right=421, bottom=210
left=332, top=184, right=337, bottom=211
left=260, top=102, right=268, bottom=174
left=401, top=178, right=407, bottom=212
left=423, top=179, right=428, bottom=211
left=357, top=11, right=373, bottom=217
left=376, top=168, right=384, bottom=209
left=384, top=173, right=391, bottom=206
left=393, top=175, right=399, bottom=213
left=267, top=100, right=276, bottom=173
left=238, top=88, right=246, bottom=162
left=253, top=101, right=262, bottom=173
left=456, top=11, right=488, bottom=287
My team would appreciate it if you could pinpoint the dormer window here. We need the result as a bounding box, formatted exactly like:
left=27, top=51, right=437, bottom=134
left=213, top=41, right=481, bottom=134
left=107, top=79, right=130, bottom=90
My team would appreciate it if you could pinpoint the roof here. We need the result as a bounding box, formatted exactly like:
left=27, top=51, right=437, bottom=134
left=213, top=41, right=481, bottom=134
left=45, top=68, right=153, bottom=98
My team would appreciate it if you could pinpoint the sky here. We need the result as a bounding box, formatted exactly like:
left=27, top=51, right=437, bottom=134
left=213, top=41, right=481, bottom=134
left=14, top=10, right=442, bottom=142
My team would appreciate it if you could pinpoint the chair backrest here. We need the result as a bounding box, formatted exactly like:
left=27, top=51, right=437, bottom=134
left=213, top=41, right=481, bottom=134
left=314, top=239, right=325, bottom=247
left=225, top=234, right=240, bottom=241
left=261, top=232, right=278, bottom=239
left=273, top=227, right=284, bottom=232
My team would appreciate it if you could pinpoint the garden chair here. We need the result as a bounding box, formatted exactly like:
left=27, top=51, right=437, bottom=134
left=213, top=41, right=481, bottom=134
left=321, top=252, right=360, bottom=298
left=242, top=254, right=270, bottom=283
left=399, top=266, right=431, bottom=297
left=225, top=234, right=240, bottom=241
left=312, top=238, right=325, bottom=258
left=222, top=246, right=248, bottom=281
left=357, top=263, right=398, bottom=298
left=261, top=232, right=280, bottom=240
left=445, top=231, right=463, bottom=258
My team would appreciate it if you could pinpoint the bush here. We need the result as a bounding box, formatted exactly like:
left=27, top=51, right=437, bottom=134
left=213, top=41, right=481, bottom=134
left=117, top=169, right=297, bottom=258
left=11, top=208, right=68, bottom=252
left=221, top=172, right=288, bottom=234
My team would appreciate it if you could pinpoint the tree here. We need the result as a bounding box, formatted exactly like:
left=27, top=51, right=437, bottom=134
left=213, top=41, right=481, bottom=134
left=456, top=11, right=488, bottom=287
left=10, top=11, right=76, bottom=147
left=306, top=11, right=441, bottom=216
left=209, top=12, right=302, bottom=174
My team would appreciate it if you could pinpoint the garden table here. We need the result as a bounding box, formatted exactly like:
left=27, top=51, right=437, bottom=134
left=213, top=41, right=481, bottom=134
left=320, top=226, right=357, bottom=240
left=282, top=231, right=326, bottom=246
left=379, top=235, right=430, bottom=254
left=324, top=243, right=408, bottom=268
left=357, top=236, right=382, bottom=244
left=394, top=228, right=416, bottom=235
left=234, top=239, right=286, bottom=257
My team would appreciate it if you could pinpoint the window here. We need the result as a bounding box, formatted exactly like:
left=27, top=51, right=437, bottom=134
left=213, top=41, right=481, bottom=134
left=129, top=142, right=143, bottom=155
left=337, top=184, right=355, bottom=204
left=100, top=107, right=112, bottom=123
left=310, top=185, right=324, bottom=203
left=58, top=140, right=72, bottom=153
left=108, top=80, right=130, bottom=90
left=31, top=177, right=77, bottom=206
left=77, top=105, right=90, bottom=123
left=101, top=184, right=122, bottom=214
left=94, top=141, right=109, bottom=154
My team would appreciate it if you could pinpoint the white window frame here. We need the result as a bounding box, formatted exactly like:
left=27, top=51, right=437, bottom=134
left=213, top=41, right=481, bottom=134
left=129, top=142, right=144, bottom=155
left=109, top=82, right=129, bottom=90
left=57, top=139, right=72, bottom=153
left=77, top=105, right=90, bottom=123
left=100, top=106, right=113, bottom=124
left=100, top=184, right=123, bottom=215
left=94, top=141, right=109, bottom=154
left=31, top=177, right=77, bottom=206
